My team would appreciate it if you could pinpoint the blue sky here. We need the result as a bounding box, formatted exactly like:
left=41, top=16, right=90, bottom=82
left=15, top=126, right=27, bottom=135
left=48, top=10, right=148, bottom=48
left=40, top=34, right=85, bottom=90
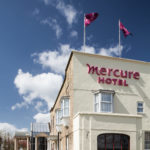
left=0, top=0, right=150, bottom=133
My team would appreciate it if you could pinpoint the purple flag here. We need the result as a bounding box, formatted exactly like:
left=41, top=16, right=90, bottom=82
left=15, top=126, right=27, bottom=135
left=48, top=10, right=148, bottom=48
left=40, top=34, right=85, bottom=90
left=120, top=21, right=132, bottom=37
left=84, top=12, right=99, bottom=27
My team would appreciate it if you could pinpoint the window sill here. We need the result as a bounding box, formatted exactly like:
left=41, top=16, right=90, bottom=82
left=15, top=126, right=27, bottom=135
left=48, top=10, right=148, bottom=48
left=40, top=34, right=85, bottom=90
left=56, top=123, right=62, bottom=126
left=62, top=116, right=70, bottom=118
left=137, top=112, right=145, bottom=115
left=95, top=111, right=113, bottom=113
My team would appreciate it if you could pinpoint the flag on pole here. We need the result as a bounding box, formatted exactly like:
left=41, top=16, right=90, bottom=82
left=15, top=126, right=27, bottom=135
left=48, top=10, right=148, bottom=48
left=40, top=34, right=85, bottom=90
left=83, top=12, right=99, bottom=52
left=119, top=21, right=132, bottom=37
left=84, top=12, right=99, bottom=27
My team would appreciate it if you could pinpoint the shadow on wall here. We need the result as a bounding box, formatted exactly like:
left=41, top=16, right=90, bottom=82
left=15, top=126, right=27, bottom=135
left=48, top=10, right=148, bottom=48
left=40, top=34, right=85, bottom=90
left=114, top=95, right=129, bottom=114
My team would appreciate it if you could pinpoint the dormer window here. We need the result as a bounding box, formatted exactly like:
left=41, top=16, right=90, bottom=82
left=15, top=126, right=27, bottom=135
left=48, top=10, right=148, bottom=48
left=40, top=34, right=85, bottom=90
left=61, top=97, right=69, bottom=117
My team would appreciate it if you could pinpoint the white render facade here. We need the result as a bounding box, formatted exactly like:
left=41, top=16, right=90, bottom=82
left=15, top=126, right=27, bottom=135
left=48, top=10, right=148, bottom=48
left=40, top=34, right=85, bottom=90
left=50, top=51, right=150, bottom=150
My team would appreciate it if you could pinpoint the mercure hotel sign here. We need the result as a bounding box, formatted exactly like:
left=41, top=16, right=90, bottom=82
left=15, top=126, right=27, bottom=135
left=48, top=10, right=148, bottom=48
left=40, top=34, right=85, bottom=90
left=87, top=64, right=140, bottom=86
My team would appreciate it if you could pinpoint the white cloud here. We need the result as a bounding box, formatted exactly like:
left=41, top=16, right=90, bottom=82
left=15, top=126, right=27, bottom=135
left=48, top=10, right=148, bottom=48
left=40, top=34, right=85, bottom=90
left=12, top=70, right=63, bottom=110
left=11, top=101, right=28, bottom=110
left=80, top=44, right=123, bottom=57
left=33, top=113, right=50, bottom=123
left=41, top=18, right=62, bottom=39
left=80, top=45, right=95, bottom=54
left=35, top=101, right=47, bottom=113
left=0, top=123, right=28, bottom=136
left=70, top=30, right=78, bottom=37
left=43, top=0, right=50, bottom=5
left=41, top=0, right=77, bottom=25
left=99, top=44, right=123, bottom=57
left=33, top=44, right=72, bottom=75
left=42, top=0, right=55, bottom=5
left=35, top=101, right=43, bottom=111
left=32, top=8, right=40, bottom=16
left=56, top=1, right=77, bottom=25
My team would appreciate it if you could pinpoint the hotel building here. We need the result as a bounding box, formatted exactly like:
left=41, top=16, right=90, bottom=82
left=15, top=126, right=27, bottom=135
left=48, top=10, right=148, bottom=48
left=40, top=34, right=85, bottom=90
left=49, top=51, right=150, bottom=150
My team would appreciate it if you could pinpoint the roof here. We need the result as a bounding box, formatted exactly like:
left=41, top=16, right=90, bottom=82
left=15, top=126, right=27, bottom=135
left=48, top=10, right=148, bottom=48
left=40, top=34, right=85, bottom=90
left=72, top=50, right=150, bottom=65
left=31, top=123, right=50, bottom=133
left=14, top=131, right=30, bottom=137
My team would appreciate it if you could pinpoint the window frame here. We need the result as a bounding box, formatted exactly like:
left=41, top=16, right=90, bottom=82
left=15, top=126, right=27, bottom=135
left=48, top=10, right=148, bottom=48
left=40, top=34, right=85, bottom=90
left=61, top=97, right=70, bottom=117
left=94, top=90, right=114, bottom=113
left=56, top=109, right=62, bottom=125
left=137, top=101, right=144, bottom=113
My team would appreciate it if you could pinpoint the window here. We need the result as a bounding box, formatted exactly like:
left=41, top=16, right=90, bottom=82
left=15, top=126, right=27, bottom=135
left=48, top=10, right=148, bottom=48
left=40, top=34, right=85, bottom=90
left=94, top=91, right=114, bottom=113
left=95, top=94, right=99, bottom=112
left=145, top=132, right=150, bottom=150
left=66, top=136, right=69, bottom=150
left=56, top=109, right=62, bottom=125
left=61, top=97, right=69, bottom=117
left=51, top=119, right=53, bottom=130
left=53, top=116, right=54, bottom=128
left=97, top=133, right=130, bottom=150
left=137, top=102, right=143, bottom=113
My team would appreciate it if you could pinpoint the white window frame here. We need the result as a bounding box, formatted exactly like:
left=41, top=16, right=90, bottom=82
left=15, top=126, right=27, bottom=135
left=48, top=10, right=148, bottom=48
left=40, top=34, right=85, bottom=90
left=94, top=90, right=114, bottom=113
left=145, top=131, right=150, bottom=150
left=94, top=93, right=100, bottom=112
left=61, top=97, right=70, bottom=117
left=56, top=109, right=62, bottom=125
left=137, top=101, right=144, bottom=113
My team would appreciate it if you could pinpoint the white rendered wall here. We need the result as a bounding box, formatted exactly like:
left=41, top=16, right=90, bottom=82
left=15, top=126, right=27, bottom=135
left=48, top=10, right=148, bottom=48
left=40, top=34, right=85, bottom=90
left=73, top=113, right=142, bottom=150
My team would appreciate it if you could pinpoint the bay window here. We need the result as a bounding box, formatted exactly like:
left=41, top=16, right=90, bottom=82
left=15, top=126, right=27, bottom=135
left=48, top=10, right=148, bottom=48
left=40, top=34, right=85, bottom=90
left=61, top=97, right=70, bottom=117
left=56, top=109, right=62, bottom=125
left=94, top=90, right=114, bottom=113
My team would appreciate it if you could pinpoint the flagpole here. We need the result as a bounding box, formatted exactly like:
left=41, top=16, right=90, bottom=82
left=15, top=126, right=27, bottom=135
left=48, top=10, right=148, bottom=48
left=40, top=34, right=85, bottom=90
left=83, top=14, right=86, bottom=52
left=119, top=19, right=121, bottom=57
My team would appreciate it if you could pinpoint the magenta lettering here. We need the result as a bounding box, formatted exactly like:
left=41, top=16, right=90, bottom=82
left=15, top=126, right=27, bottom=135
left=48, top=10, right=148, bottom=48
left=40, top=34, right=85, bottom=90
left=108, top=68, right=113, bottom=76
left=87, top=64, right=100, bottom=75
left=120, top=70, right=127, bottom=78
left=128, top=71, right=133, bottom=79
left=98, top=77, right=105, bottom=84
left=86, top=64, right=140, bottom=86
left=114, top=69, right=120, bottom=77
left=118, top=79, right=123, bottom=86
left=124, top=80, right=128, bottom=86
left=133, top=72, right=140, bottom=80
left=105, top=78, right=112, bottom=84
left=100, top=67, right=107, bottom=75
left=112, top=79, right=117, bottom=85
